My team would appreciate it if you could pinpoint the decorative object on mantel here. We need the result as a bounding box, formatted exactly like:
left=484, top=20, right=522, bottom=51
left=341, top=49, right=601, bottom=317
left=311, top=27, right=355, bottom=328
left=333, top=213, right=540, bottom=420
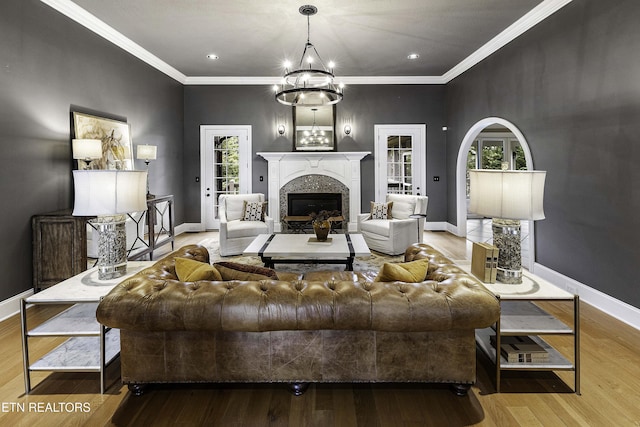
left=72, top=170, right=147, bottom=280
left=136, top=144, right=157, bottom=199
left=273, top=5, right=344, bottom=107
left=72, top=111, right=133, bottom=170
left=469, top=169, right=546, bottom=284
left=72, top=139, right=102, bottom=170
left=309, top=210, right=340, bottom=241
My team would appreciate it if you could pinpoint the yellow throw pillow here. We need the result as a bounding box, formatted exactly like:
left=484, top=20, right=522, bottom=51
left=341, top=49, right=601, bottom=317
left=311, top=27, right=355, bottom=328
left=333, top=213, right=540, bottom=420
left=374, top=258, right=429, bottom=283
left=175, top=257, right=222, bottom=282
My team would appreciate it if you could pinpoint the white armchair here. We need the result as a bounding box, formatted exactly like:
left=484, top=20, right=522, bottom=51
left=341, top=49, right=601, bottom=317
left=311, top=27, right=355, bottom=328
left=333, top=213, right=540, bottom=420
left=357, top=194, right=429, bottom=255
left=219, top=193, right=274, bottom=256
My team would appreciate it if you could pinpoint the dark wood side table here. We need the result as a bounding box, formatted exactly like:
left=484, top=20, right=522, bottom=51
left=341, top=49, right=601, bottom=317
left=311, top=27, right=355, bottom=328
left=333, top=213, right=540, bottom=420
left=32, top=210, right=90, bottom=292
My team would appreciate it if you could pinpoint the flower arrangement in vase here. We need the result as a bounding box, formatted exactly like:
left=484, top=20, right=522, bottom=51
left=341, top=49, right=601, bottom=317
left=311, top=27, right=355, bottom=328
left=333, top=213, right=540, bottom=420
left=309, top=210, right=340, bottom=241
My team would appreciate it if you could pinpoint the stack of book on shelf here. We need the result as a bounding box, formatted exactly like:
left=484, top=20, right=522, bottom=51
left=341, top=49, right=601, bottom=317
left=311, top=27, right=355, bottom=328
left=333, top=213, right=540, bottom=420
left=471, top=242, right=498, bottom=283
left=490, top=335, right=549, bottom=363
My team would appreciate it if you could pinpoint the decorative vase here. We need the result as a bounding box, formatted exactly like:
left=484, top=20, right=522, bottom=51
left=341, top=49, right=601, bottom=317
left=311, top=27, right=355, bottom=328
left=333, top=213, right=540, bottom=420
left=313, top=220, right=331, bottom=241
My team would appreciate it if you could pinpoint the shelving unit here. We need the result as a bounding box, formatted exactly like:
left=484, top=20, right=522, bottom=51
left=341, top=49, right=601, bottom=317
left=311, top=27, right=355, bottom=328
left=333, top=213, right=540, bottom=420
left=21, top=261, right=152, bottom=394
left=22, top=302, right=119, bottom=393
left=459, top=262, right=580, bottom=394
left=476, top=297, right=580, bottom=393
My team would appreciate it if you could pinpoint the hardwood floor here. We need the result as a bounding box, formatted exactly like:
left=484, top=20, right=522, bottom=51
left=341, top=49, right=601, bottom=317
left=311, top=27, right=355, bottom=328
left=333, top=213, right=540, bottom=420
left=3, top=231, right=640, bottom=426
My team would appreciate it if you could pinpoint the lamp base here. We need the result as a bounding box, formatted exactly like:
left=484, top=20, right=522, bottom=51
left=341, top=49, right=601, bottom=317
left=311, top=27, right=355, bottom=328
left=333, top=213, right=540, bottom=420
left=91, top=215, right=128, bottom=281
left=492, top=218, right=523, bottom=284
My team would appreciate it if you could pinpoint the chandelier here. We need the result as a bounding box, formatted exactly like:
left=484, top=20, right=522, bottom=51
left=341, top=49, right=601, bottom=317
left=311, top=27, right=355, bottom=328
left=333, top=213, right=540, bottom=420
left=298, top=108, right=330, bottom=146
left=274, top=5, right=344, bottom=107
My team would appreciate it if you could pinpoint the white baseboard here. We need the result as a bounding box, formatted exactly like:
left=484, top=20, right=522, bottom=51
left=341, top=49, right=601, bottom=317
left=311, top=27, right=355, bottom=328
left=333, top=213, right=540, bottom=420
left=176, top=223, right=205, bottom=234
left=446, top=222, right=461, bottom=236
left=533, top=263, right=640, bottom=331
left=0, top=289, right=33, bottom=322
left=425, top=221, right=449, bottom=232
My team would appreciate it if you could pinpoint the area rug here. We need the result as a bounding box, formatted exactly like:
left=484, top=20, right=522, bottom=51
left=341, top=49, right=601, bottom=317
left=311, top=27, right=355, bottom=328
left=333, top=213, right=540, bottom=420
left=197, top=236, right=404, bottom=273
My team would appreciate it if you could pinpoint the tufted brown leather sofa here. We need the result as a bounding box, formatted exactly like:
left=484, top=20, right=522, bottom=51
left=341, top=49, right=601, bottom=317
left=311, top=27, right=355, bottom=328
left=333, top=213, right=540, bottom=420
left=97, top=243, right=499, bottom=396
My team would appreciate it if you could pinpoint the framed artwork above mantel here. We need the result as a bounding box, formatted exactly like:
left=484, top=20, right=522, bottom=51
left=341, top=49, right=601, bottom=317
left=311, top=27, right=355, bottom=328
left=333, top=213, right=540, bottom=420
left=72, top=112, right=133, bottom=170
left=292, top=105, right=337, bottom=152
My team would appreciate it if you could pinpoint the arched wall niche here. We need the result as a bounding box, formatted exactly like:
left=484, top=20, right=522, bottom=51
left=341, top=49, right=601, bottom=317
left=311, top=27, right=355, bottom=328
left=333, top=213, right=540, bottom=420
left=455, top=117, right=537, bottom=269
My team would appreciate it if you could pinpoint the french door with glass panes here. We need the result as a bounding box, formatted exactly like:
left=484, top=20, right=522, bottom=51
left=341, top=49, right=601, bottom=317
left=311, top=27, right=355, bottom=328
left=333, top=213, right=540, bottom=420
left=374, top=125, right=426, bottom=202
left=200, top=125, right=252, bottom=229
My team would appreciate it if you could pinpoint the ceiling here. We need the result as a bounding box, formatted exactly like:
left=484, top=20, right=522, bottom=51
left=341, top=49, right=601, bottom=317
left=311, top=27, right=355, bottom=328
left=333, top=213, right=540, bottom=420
left=44, top=0, right=572, bottom=84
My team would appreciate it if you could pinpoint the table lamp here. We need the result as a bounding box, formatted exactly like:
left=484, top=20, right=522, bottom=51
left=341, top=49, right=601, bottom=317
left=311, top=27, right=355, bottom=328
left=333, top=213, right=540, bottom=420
left=72, top=139, right=102, bottom=170
left=72, top=170, right=147, bottom=280
left=136, top=144, right=157, bottom=199
left=469, top=169, right=546, bottom=284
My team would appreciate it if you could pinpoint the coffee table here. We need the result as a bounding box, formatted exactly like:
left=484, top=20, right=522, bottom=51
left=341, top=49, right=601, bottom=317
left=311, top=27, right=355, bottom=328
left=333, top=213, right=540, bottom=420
left=243, top=233, right=370, bottom=270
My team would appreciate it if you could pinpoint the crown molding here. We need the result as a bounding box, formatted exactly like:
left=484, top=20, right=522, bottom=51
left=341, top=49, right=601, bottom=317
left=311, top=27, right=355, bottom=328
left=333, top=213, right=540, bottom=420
left=40, top=0, right=187, bottom=83
left=41, top=0, right=572, bottom=86
left=183, top=75, right=447, bottom=85
left=184, top=76, right=281, bottom=85
left=442, top=0, right=573, bottom=83
left=339, top=76, right=446, bottom=85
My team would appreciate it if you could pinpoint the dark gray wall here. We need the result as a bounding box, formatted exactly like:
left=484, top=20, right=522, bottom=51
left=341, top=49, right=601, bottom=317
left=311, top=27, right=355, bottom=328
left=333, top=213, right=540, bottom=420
left=445, top=0, right=640, bottom=308
left=183, top=85, right=447, bottom=223
left=0, top=0, right=184, bottom=301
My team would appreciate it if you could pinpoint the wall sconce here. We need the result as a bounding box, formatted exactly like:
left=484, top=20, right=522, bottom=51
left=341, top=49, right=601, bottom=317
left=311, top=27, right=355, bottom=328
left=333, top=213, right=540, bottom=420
left=344, top=124, right=352, bottom=136
left=136, top=144, right=157, bottom=199
left=277, top=124, right=286, bottom=136
left=72, top=139, right=102, bottom=170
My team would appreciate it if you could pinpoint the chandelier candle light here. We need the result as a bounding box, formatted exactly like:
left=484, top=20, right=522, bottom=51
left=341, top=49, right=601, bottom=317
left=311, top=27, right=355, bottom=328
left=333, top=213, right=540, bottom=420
left=469, top=169, right=546, bottom=284
left=274, top=5, right=344, bottom=107
left=299, top=108, right=330, bottom=146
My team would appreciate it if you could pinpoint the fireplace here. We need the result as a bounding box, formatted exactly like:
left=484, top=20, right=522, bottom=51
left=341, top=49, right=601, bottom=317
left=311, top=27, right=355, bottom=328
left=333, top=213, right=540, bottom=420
left=257, top=151, right=370, bottom=232
left=288, top=193, right=342, bottom=217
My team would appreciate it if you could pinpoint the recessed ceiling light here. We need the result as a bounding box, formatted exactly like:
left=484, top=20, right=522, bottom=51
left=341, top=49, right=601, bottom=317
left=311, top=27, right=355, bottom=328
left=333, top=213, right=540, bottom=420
left=207, top=54, right=219, bottom=60
left=407, top=53, right=420, bottom=60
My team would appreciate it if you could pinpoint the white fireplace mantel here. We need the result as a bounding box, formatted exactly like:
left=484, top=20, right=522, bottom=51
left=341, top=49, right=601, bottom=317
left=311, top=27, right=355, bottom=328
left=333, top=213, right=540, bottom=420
left=257, top=152, right=370, bottom=231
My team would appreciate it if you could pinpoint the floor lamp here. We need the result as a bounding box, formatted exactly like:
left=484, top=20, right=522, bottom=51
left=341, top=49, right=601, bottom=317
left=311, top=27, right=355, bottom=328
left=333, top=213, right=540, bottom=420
left=468, top=169, right=546, bottom=284
left=72, top=170, right=147, bottom=280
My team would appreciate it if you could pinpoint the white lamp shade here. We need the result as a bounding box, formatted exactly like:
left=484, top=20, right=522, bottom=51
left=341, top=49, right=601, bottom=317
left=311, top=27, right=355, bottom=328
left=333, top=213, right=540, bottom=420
left=72, top=170, right=148, bottom=216
left=136, top=144, right=157, bottom=161
left=469, top=170, right=546, bottom=220
left=72, top=139, right=102, bottom=160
